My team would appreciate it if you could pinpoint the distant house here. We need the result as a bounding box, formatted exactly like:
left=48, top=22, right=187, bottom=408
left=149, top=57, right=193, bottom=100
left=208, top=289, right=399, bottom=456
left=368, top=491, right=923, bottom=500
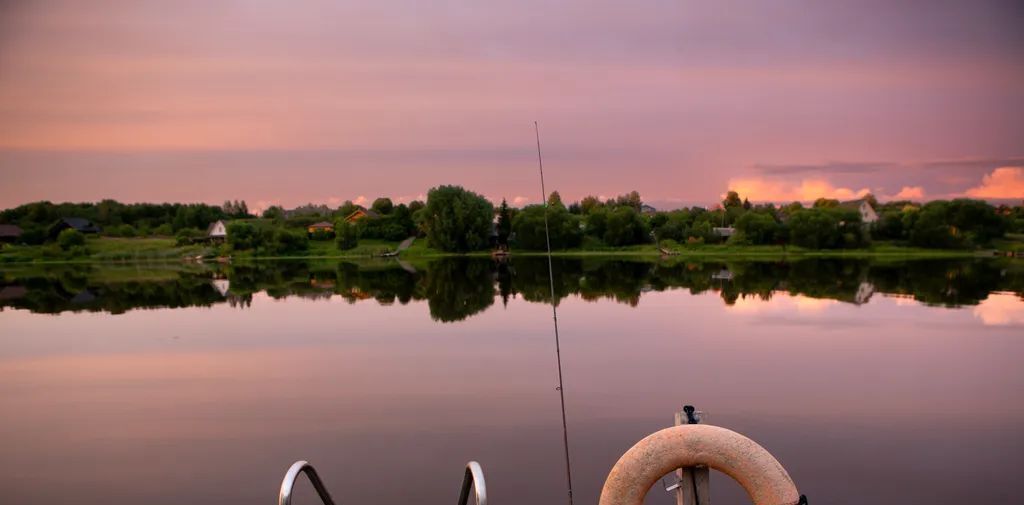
left=307, top=221, right=335, bottom=234
left=0, top=224, right=23, bottom=244
left=839, top=199, right=879, bottom=225
left=854, top=281, right=875, bottom=305
left=206, top=220, right=228, bottom=241
left=0, top=285, right=27, bottom=301
left=49, top=218, right=101, bottom=239
left=211, top=278, right=230, bottom=297
left=344, top=208, right=380, bottom=223
left=713, top=227, right=735, bottom=238
left=641, top=204, right=658, bottom=215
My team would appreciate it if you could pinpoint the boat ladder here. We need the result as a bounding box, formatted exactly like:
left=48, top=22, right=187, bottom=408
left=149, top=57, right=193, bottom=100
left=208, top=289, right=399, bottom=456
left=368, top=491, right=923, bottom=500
left=278, top=460, right=486, bottom=505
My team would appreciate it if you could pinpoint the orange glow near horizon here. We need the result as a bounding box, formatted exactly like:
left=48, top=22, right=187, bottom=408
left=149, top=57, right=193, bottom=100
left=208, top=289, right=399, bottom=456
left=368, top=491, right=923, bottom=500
left=1, top=1, right=1022, bottom=208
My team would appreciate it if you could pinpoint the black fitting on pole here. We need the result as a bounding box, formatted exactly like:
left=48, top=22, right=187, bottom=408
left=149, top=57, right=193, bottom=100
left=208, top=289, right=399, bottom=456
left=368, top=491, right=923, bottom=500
left=683, top=405, right=700, bottom=424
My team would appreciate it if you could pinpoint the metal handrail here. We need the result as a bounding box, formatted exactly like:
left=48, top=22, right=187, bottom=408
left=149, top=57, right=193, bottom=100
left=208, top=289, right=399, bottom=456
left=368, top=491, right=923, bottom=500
left=278, top=460, right=336, bottom=505
left=278, top=459, right=484, bottom=505
left=457, top=461, right=487, bottom=505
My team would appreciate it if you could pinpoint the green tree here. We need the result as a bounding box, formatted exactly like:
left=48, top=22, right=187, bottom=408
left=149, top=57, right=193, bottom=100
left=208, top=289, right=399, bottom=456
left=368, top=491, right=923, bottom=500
left=907, top=199, right=1005, bottom=248
left=359, top=218, right=408, bottom=241
left=872, top=210, right=906, bottom=240
left=175, top=228, right=203, bottom=246
left=336, top=201, right=359, bottom=219
left=787, top=208, right=865, bottom=249
left=909, top=203, right=957, bottom=248
left=947, top=199, right=1007, bottom=244
left=57, top=228, right=85, bottom=251
left=270, top=228, right=308, bottom=254
left=653, top=210, right=691, bottom=242
left=226, top=222, right=258, bottom=250
left=547, top=191, right=564, bottom=208
left=614, top=191, right=643, bottom=211
left=336, top=222, right=359, bottom=250
left=863, top=193, right=879, bottom=208
left=782, top=201, right=804, bottom=216
left=420, top=185, right=494, bottom=252
left=262, top=206, right=285, bottom=221
left=496, top=199, right=513, bottom=245
left=813, top=198, right=840, bottom=209
left=584, top=207, right=609, bottom=240
left=390, top=204, right=416, bottom=236
left=109, top=224, right=137, bottom=237
left=580, top=195, right=603, bottom=214
left=734, top=212, right=780, bottom=245
left=512, top=204, right=582, bottom=250
left=722, top=191, right=743, bottom=209
left=604, top=206, right=649, bottom=246
left=371, top=197, right=394, bottom=215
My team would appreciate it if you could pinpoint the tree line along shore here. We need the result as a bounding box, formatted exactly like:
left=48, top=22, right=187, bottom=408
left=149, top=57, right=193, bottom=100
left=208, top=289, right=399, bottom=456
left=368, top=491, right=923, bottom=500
left=1, top=185, right=1022, bottom=263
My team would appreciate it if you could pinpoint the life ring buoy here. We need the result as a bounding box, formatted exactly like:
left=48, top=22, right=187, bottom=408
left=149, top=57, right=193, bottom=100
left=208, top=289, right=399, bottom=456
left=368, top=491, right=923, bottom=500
left=600, top=424, right=802, bottom=505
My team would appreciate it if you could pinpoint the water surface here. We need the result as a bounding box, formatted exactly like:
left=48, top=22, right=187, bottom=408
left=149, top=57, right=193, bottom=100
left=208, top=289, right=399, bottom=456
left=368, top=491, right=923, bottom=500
left=1, top=258, right=1022, bottom=504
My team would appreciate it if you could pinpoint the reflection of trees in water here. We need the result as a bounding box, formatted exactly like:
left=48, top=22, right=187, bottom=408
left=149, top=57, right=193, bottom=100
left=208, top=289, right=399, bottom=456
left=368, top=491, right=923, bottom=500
left=335, top=262, right=420, bottom=305
left=1, top=257, right=1022, bottom=319
left=0, top=265, right=225, bottom=314
left=423, top=258, right=495, bottom=322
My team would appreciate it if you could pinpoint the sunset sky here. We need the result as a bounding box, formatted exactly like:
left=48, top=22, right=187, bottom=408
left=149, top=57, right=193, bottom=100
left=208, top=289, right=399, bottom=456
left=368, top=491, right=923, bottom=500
left=1, top=0, right=1022, bottom=210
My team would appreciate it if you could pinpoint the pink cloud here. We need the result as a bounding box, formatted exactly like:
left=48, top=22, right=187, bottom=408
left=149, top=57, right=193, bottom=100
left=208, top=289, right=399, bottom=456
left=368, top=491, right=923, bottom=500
left=725, top=177, right=871, bottom=203
left=965, top=167, right=1024, bottom=199
left=972, top=293, right=1024, bottom=326
left=892, top=186, right=925, bottom=200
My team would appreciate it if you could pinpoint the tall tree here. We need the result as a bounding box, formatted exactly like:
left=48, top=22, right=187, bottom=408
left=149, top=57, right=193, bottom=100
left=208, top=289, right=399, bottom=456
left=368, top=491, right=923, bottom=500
left=615, top=191, right=643, bottom=211
left=722, top=191, right=742, bottom=209
left=580, top=195, right=603, bottom=214
left=420, top=185, right=494, bottom=252
left=496, top=199, right=513, bottom=245
left=604, top=206, right=649, bottom=246
left=371, top=197, right=394, bottom=215
left=262, top=206, right=285, bottom=221
left=547, top=191, right=563, bottom=208
left=512, top=204, right=581, bottom=250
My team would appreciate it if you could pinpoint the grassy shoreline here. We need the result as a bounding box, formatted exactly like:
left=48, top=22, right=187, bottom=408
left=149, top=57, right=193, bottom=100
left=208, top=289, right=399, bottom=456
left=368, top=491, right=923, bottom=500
left=2, top=235, right=1015, bottom=266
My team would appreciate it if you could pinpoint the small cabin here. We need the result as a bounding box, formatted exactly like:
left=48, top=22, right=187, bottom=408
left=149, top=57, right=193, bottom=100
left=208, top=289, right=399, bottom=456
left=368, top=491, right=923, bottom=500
left=0, top=224, right=23, bottom=244
left=713, top=227, right=735, bottom=238
left=344, top=208, right=380, bottom=224
left=307, top=221, right=335, bottom=234
left=49, top=218, right=102, bottom=239
left=206, top=220, right=228, bottom=241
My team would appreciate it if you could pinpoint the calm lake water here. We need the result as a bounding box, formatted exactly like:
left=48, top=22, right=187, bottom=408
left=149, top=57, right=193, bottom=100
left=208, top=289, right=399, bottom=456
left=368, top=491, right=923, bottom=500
left=1, top=257, right=1022, bottom=504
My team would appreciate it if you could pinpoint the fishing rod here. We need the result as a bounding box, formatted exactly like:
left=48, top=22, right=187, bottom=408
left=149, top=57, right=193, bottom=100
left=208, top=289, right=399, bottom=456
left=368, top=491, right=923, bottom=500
left=534, top=121, right=574, bottom=505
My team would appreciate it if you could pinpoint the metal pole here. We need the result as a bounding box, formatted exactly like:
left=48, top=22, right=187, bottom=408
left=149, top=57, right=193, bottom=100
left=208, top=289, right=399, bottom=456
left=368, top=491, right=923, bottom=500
left=535, top=120, right=574, bottom=505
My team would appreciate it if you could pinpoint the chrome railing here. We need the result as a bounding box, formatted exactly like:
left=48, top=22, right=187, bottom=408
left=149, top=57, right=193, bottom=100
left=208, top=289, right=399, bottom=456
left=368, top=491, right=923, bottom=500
left=277, top=459, right=486, bottom=505
left=458, top=461, right=487, bottom=505
left=278, top=461, right=336, bottom=505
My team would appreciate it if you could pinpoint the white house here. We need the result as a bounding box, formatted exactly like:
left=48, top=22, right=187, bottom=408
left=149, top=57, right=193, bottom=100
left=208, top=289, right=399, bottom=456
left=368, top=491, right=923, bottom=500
left=854, top=281, right=875, bottom=305
left=857, top=200, right=879, bottom=224
left=841, top=199, right=879, bottom=224
left=206, top=220, right=227, bottom=240
left=211, top=278, right=230, bottom=297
